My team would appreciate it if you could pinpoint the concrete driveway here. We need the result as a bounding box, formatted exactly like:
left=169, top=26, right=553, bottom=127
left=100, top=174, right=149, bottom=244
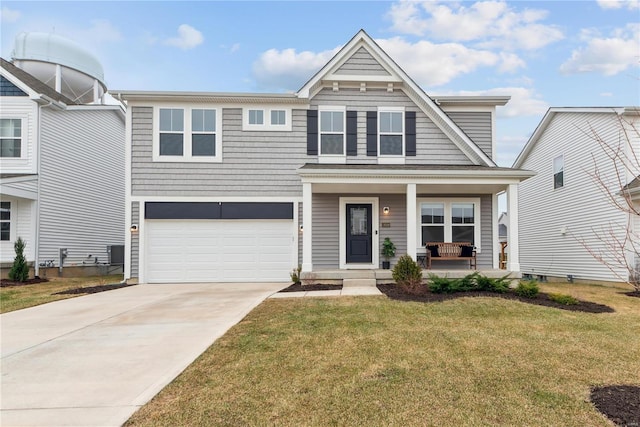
left=1, top=282, right=285, bottom=427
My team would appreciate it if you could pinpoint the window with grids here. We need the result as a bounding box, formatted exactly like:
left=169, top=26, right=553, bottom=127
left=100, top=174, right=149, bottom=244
left=421, top=203, right=444, bottom=244
left=191, top=109, right=216, bottom=156
left=0, top=119, right=21, bottom=158
left=271, top=110, right=286, bottom=125
left=320, top=111, right=345, bottom=155
left=379, top=111, right=403, bottom=155
left=0, top=201, right=10, bottom=241
left=159, top=109, right=184, bottom=156
left=418, top=199, right=480, bottom=248
left=248, top=109, right=264, bottom=125
left=451, top=203, right=475, bottom=243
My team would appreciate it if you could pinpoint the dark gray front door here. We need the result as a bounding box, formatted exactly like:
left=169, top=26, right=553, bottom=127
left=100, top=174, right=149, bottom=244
left=346, top=203, right=372, bottom=263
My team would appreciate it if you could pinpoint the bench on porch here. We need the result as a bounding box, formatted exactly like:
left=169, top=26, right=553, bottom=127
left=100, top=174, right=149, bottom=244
left=426, top=242, right=477, bottom=269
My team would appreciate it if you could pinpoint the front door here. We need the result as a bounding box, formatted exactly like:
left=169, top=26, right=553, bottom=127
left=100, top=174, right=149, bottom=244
left=346, top=203, right=372, bottom=263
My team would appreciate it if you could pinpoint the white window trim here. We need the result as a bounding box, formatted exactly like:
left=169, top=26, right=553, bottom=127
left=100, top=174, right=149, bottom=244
left=417, top=197, right=482, bottom=252
left=377, top=106, right=405, bottom=165
left=242, top=106, right=292, bottom=131
left=553, top=154, right=564, bottom=190
left=153, top=105, right=222, bottom=163
left=0, top=117, right=24, bottom=159
left=339, top=197, right=379, bottom=269
left=318, top=105, right=346, bottom=164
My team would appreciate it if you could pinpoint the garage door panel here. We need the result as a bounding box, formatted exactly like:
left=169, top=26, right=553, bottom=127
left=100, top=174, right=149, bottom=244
left=145, top=220, right=293, bottom=283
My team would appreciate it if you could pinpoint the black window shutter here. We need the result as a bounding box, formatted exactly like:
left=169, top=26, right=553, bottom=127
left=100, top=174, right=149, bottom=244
left=307, top=110, right=318, bottom=155
left=405, top=111, right=416, bottom=156
left=346, top=111, right=357, bottom=156
left=366, top=111, right=377, bottom=156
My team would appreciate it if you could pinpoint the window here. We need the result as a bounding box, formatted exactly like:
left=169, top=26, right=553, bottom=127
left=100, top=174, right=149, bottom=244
left=191, top=109, right=216, bottom=156
left=320, top=110, right=345, bottom=155
left=418, top=199, right=481, bottom=249
left=159, top=108, right=184, bottom=156
left=0, top=119, right=21, bottom=158
left=271, top=110, right=286, bottom=126
left=0, top=201, right=10, bottom=241
left=553, top=155, right=564, bottom=189
left=248, top=109, right=264, bottom=125
left=379, top=111, right=403, bottom=155
left=155, top=107, right=220, bottom=162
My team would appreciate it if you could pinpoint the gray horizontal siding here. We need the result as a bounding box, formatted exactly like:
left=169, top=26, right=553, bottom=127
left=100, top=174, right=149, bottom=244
left=378, top=195, right=406, bottom=268
left=131, top=107, right=307, bottom=196
left=447, top=111, right=492, bottom=158
left=39, top=108, right=125, bottom=266
left=312, top=194, right=339, bottom=269
left=311, top=88, right=472, bottom=165
left=131, top=202, right=139, bottom=278
left=335, top=47, right=390, bottom=76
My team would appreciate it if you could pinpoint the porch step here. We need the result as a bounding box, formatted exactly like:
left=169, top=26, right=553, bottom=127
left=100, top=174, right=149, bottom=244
left=342, top=278, right=377, bottom=288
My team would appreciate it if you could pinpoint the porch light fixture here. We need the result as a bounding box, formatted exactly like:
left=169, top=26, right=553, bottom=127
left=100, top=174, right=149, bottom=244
left=299, top=225, right=303, bottom=232
left=383, top=206, right=390, bottom=215
left=130, top=224, right=138, bottom=233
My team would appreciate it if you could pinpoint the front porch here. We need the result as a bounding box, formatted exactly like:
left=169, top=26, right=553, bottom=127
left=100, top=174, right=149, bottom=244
left=301, top=268, right=521, bottom=286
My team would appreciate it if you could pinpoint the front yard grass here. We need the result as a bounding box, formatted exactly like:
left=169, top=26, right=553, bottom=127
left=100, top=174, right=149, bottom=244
left=0, top=274, right=123, bottom=313
left=125, top=282, right=640, bottom=426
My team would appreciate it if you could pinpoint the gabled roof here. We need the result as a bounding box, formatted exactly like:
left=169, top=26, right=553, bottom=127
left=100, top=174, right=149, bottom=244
left=0, top=57, right=76, bottom=105
left=297, top=29, right=499, bottom=167
left=512, top=107, right=636, bottom=169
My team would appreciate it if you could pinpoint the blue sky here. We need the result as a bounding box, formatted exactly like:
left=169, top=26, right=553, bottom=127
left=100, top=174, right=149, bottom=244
left=1, top=0, right=638, bottom=167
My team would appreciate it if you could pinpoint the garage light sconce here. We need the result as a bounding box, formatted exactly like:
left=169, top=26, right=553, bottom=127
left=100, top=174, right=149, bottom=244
left=383, top=206, right=390, bottom=215
left=130, top=224, right=139, bottom=233
left=299, top=225, right=303, bottom=232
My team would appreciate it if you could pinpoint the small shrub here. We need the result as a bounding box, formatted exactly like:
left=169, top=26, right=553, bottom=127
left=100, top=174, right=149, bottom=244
left=548, top=292, right=579, bottom=305
left=428, top=274, right=456, bottom=293
left=450, top=273, right=477, bottom=292
left=475, top=274, right=510, bottom=293
left=8, top=237, right=29, bottom=282
left=392, top=255, right=424, bottom=295
left=515, top=280, right=539, bottom=298
left=290, top=265, right=302, bottom=285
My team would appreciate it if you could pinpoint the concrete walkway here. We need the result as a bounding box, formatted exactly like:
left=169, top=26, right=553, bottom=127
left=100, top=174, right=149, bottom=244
left=1, top=282, right=285, bottom=427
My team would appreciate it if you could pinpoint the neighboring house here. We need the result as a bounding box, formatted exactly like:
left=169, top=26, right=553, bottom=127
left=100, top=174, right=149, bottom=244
left=112, top=30, right=533, bottom=284
left=0, top=33, right=125, bottom=277
left=513, top=107, right=640, bottom=283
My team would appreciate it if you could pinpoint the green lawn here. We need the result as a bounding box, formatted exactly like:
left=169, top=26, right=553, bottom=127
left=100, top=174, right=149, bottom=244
left=125, top=282, right=639, bottom=426
left=0, top=274, right=124, bottom=313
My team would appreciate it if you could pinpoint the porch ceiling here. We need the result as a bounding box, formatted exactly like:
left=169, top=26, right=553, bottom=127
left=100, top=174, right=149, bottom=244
left=311, top=182, right=510, bottom=194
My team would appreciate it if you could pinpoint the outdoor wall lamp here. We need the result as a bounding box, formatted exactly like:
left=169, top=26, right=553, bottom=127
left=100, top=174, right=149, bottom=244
left=383, top=206, right=390, bottom=215
left=130, top=224, right=138, bottom=233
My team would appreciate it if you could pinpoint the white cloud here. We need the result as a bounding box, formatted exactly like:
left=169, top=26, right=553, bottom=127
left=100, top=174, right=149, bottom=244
left=165, top=24, right=203, bottom=50
left=0, top=6, right=20, bottom=23
left=252, top=46, right=340, bottom=91
left=80, top=19, right=122, bottom=43
left=496, top=134, right=530, bottom=167
left=560, top=23, right=640, bottom=76
left=600, top=92, right=613, bottom=97
left=498, top=52, right=526, bottom=73
left=387, top=0, right=563, bottom=51
left=230, top=43, right=240, bottom=53
left=377, top=37, right=499, bottom=87
left=597, top=0, right=639, bottom=9
left=448, top=87, right=548, bottom=118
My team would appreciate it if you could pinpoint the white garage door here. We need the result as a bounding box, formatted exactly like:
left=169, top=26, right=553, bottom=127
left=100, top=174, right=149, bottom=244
left=145, top=220, right=294, bottom=283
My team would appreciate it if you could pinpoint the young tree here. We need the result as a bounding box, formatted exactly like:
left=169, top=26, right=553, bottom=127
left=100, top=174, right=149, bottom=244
left=577, top=109, right=640, bottom=291
left=8, top=237, right=29, bottom=282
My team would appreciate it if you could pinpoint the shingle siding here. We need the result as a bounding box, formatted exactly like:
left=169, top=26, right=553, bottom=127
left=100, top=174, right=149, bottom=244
left=0, top=75, right=27, bottom=96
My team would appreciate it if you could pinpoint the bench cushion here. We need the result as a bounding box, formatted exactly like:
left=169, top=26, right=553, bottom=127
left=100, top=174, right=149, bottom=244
left=460, top=245, right=474, bottom=257
left=427, top=245, right=439, bottom=257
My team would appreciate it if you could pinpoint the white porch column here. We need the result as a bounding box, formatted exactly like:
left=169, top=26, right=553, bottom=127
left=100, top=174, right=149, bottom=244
left=492, top=193, right=500, bottom=269
left=302, top=182, right=313, bottom=272
left=507, top=183, right=520, bottom=272
left=406, top=183, right=417, bottom=260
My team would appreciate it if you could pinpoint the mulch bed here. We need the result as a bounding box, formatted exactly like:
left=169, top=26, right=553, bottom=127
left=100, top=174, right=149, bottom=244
left=376, top=284, right=614, bottom=313
left=0, top=277, right=49, bottom=287
left=591, top=385, right=640, bottom=426
left=53, top=283, right=135, bottom=295
left=624, top=291, right=640, bottom=298
left=279, top=283, right=343, bottom=293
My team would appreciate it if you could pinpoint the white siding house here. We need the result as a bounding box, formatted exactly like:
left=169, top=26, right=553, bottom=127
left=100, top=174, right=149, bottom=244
left=513, top=107, right=640, bottom=283
left=0, top=55, right=125, bottom=276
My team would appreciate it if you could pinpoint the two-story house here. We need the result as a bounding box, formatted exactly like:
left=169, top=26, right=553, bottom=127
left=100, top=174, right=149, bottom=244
left=514, top=107, right=640, bottom=283
left=113, top=30, right=533, bottom=284
left=0, top=32, right=125, bottom=277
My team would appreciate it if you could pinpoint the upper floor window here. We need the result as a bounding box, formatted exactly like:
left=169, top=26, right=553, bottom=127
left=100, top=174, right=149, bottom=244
left=0, top=201, right=10, bottom=241
left=243, top=107, right=291, bottom=131
left=154, top=107, right=221, bottom=162
left=379, top=111, right=403, bottom=156
left=320, top=110, right=345, bottom=156
left=553, top=155, right=564, bottom=189
left=0, top=119, right=22, bottom=158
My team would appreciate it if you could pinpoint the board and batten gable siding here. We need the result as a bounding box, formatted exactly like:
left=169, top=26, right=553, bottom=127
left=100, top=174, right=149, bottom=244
left=334, top=47, right=391, bottom=76
left=0, top=96, right=38, bottom=174
left=311, top=88, right=473, bottom=165
left=130, top=106, right=307, bottom=197
left=39, top=108, right=125, bottom=266
left=518, top=112, right=628, bottom=282
left=446, top=112, right=492, bottom=160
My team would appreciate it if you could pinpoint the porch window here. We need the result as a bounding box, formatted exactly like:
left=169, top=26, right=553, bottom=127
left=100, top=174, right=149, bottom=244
left=418, top=198, right=481, bottom=249
left=0, top=201, right=10, bottom=241
left=320, top=110, right=345, bottom=155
